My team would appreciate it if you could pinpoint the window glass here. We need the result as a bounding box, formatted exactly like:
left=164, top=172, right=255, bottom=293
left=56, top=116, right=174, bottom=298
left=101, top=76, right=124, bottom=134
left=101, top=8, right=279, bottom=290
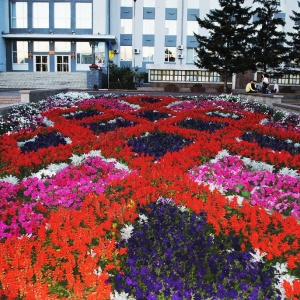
left=121, top=19, right=132, bottom=34
left=34, top=42, right=49, bottom=52
left=54, top=3, right=71, bottom=28
left=165, top=20, right=177, bottom=35
left=55, top=42, right=71, bottom=52
left=76, top=3, right=92, bottom=29
left=12, top=41, right=28, bottom=64
left=11, top=2, right=27, bottom=28
left=165, top=47, right=176, bottom=62
left=143, top=46, right=154, bottom=61
left=121, top=46, right=133, bottom=60
left=186, top=48, right=197, bottom=63
left=76, top=42, right=92, bottom=64
left=187, top=0, right=199, bottom=8
left=166, top=0, right=177, bottom=8
left=143, top=20, right=155, bottom=34
left=143, top=0, right=155, bottom=7
left=187, top=21, right=198, bottom=35
left=33, top=2, right=49, bottom=28
left=121, top=0, right=133, bottom=6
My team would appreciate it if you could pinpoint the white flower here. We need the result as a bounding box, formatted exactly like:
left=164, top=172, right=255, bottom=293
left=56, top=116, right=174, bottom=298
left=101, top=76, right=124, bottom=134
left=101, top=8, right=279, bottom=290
left=250, top=248, right=267, bottom=263
left=110, top=291, right=136, bottom=300
left=70, top=154, right=85, bottom=166
left=0, top=175, right=19, bottom=185
left=279, top=167, right=299, bottom=177
left=93, top=266, right=102, bottom=277
left=138, top=214, right=148, bottom=224
left=120, top=224, right=134, bottom=242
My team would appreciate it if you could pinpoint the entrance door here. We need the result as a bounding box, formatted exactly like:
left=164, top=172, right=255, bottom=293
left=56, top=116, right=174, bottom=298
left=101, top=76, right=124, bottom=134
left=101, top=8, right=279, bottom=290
left=56, top=55, right=70, bottom=72
left=34, top=55, right=49, bottom=72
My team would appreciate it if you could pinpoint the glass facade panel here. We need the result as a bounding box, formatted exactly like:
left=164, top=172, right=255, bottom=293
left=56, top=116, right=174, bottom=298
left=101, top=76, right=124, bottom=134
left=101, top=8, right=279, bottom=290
left=12, top=41, right=28, bottom=64
left=54, top=3, right=71, bottom=28
left=11, top=2, right=28, bottom=28
left=33, top=3, right=49, bottom=28
left=76, top=3, right=92, bottom=29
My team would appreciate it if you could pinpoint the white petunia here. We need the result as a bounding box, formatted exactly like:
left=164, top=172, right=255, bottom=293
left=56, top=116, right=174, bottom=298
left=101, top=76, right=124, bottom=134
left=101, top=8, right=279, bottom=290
left=120, top=224, right=134, bottom=242
left=110, top=291, right=136, bottom=300
left=0, top=175, right=19, bottom=185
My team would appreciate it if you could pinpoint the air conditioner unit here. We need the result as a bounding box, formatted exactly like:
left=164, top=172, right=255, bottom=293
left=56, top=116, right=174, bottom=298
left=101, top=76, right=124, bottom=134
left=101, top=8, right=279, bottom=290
left=134, top=48, right=140, bottom=54
left=178, top=54, right=184, bottom=59
left=113, top=49, right=119, bottom=54
left=177, top=45, right=184, bottom=50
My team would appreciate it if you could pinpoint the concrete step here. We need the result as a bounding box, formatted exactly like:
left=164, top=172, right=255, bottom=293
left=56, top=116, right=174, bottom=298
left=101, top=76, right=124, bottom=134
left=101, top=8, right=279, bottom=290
left=0, top=72, right=87, bottom=90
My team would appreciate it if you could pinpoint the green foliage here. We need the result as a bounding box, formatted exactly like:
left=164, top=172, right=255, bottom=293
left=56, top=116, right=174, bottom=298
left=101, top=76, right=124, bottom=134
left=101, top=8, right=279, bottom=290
left=194, top=0, right=256, bottom=92
left=287, top=1, right=300, bottom=70
left=252, top=0, right=288, bottom=74
left=108, top=63, right=135, bottom=90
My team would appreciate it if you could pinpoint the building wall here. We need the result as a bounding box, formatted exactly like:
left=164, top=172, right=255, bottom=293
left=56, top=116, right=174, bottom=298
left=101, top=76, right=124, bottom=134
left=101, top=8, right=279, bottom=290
left=0, top=0, right=9, bottom=72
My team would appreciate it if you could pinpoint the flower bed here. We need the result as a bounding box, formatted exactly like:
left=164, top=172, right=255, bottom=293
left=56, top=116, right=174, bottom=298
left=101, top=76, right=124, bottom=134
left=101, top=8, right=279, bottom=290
left=0, top=92, right=300, bottom=299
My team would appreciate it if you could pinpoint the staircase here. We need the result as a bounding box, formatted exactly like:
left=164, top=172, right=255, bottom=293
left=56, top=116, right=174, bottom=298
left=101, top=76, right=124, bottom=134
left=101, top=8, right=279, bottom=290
left=0, top=72, right=87, bottom=90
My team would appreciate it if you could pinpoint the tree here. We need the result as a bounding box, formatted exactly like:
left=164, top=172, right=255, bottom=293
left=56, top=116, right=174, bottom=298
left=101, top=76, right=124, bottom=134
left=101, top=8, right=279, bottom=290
left=194, top=0, right=256, bottom=93
left=252, top=0, right=288, bottom=75
left=287, top=1, right=300, bottom=70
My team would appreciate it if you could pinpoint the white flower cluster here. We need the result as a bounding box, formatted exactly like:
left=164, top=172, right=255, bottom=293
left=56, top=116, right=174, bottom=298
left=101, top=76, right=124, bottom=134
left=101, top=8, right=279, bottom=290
left=110, top=291, right=136, bottom=300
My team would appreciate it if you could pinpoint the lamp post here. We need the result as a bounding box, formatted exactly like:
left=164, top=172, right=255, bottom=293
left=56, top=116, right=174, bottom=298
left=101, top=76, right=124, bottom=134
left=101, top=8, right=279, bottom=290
left=133, top=0, right=137, bottom=86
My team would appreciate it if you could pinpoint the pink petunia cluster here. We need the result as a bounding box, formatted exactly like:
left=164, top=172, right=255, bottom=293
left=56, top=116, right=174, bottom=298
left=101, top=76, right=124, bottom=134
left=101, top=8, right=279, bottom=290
left=0, top=156, right=132, bottom=240
left=189, top=154, right=300, bottom=219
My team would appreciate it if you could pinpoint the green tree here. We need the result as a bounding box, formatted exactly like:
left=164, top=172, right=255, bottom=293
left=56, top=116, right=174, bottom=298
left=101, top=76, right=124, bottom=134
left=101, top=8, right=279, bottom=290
left=252, top=0, right=288, bottom=74
left=287, top=1, right=300, bottom=69
left=194, top=0, right=255, bottom=93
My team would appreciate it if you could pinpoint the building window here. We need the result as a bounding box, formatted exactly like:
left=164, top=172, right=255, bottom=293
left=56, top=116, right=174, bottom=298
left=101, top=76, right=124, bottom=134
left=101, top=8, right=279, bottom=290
left=76, top=3, right=92, bottom=29
left=76, top=42, right=92, bottom=64
left=55, top=42, right=71, bottom=52
left=165, top=47, right=176, bottom=62
left=120, top=46, right=132, bottom=61
left=54, top=3, right=71, bottom=28
left=187, top=21, right=199, bottom=35
left=144, top=0, right=155, bottom=7
left=34, top=42, right=49, bottom=52
left=35, top=55, right=49, bottom=72
left=165, top=20, right=177, bottom=35
left=12, top=41, right=28, bottom=64
left=149, top=69, right=221, bottom=82
left=187, top=0, right=200, bottom=8
left=121, top=0, right=133, bottom=6
left=166, top=0, right=177, bottom=8
left=143, top=20, right=155, bottom=34
left=56, top=56, right=69, bottom=72
left=278, top=74, right=300, bottom=85
left=33, top=2, right=49, bottom=28
left=11, top=2, right=27, bottom=28
left=121, top=19, right=132, bottom=34
left=186, top=48, right=197, bottom=63
left=143, top=47, right=154, bottom=61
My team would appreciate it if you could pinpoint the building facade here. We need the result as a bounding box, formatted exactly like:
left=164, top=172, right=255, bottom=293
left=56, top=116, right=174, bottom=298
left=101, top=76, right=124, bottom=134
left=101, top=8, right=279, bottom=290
left=0, top=0, right=298, bottom=88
